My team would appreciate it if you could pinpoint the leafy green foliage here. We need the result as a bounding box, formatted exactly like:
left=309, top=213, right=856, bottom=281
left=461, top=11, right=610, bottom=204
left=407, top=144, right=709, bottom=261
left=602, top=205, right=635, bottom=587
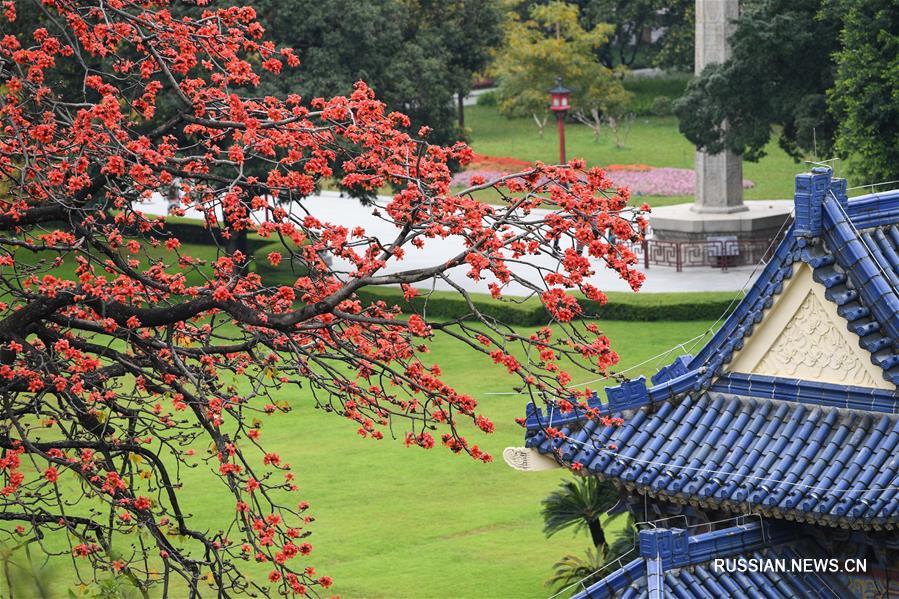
left=491, top=2, right=631, bottom=134
left=623, top=74, right=690, bottom=116
left=829, top=0, right=899, bottom=185
left=544, top=525, right=636, bottom=596
left=545, top=547, right=608, bottom=594
left=580, top=0, right=694, bottom=70
left=674, top=0, right=841, bottom=163
left=649, top=0, right=695, bottom=71
left=541, top=476, right=637, bottom=596
left=541, top=477, right=620, bottom=548
left=517, top=0, right=694, bottom=70
left=476, top=90, right=499, bottom=107
left=252, top=0, right=501, bottom=147
left=412, top=0, right=505, bottom=128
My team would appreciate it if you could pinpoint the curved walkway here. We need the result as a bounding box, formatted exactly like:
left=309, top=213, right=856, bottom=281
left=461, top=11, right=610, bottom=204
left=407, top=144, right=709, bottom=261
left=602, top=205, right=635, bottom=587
left=136, top=190, right=761, bottom=295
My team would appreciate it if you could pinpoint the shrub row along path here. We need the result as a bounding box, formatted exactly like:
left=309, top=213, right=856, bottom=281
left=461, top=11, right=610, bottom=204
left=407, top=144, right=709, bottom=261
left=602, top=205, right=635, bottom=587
left=139, top=190, right=761, bottom=293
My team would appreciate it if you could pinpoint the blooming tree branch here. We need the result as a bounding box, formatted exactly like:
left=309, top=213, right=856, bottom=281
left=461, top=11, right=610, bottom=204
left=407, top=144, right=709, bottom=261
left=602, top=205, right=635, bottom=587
left=0, top=0, right=646, bottom=596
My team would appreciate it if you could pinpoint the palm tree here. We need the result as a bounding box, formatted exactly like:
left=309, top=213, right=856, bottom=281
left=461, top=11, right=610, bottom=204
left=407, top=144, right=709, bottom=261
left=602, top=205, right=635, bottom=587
left=545, top=547, right=606, bottom=593
left=541, top=476, right=620, bottom=550
left=544, top=532, right=637, bottom=594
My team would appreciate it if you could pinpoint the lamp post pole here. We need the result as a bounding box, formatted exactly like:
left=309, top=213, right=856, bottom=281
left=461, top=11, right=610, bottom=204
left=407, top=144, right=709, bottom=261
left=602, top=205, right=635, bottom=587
left=548, top=78, right=571, bottom=165
left=556, top=112, right=566, bottom=164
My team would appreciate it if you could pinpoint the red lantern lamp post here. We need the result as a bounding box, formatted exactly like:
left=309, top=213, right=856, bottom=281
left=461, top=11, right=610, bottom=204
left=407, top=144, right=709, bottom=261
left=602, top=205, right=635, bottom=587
left=549, top=78, right=571, bottom=164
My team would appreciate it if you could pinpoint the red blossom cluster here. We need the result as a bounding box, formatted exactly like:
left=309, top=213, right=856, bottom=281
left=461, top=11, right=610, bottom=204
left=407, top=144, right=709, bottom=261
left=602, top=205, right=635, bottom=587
left=0, top=0, right=646, bottom=596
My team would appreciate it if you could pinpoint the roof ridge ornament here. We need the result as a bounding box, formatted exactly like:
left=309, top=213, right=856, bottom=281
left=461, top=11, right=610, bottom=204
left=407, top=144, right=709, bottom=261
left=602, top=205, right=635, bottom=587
left=794, top=167, right=849, bottom=243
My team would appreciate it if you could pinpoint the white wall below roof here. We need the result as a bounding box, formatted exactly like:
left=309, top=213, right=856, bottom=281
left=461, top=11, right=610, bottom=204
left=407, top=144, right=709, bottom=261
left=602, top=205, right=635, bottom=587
left=726, top=262, right=892, bottom=389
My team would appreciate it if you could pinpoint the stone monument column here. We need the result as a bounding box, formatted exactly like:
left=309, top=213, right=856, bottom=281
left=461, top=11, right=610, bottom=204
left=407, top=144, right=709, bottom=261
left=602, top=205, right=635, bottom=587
left=648, top=0, right=793, bottom=245
left=693, top=0, right=745, bottom=214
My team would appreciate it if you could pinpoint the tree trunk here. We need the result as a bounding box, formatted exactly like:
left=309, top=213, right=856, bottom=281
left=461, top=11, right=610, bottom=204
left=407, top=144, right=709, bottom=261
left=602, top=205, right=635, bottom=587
left=457, top=91, right=465, bottom=130
left=533, top=113, right=547, bottom=139
left=587, top=517, right=606, bottom=549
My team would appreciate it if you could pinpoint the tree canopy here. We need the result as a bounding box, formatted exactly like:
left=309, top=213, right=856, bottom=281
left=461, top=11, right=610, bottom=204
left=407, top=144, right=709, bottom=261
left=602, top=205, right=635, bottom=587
left=580, top=0, right=694, bottom=70
left=674, top=0, right=899, bottom=184
left=492, top=2, right=632, bottom=135
left=674, top=0, right=840, bottom=163
left=829, top=0, right=899, bottom=185
left=513, top=0, right=694, bottom=70
left=0, top=0, right=646, bottom=596
left=252, top=0, right=503, bottom=146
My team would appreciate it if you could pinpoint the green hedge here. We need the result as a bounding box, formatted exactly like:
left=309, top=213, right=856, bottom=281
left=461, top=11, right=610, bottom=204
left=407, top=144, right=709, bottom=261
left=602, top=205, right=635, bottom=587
left=355, top=287, right=739, bottom=323
left=260, top=264, right=739, bottom=322
left=141, top=215, right=271, bottom=253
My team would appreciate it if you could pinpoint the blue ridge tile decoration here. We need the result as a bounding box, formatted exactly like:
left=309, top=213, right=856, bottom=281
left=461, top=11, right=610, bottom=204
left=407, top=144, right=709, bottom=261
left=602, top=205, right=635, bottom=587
left=576, top=522, right=853, bottom=599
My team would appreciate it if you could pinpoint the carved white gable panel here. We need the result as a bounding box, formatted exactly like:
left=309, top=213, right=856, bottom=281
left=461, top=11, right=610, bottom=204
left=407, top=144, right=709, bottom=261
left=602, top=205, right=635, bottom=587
left=727, top=262, right=890, bottom=389
left=755, top=291, right=880, bottom=386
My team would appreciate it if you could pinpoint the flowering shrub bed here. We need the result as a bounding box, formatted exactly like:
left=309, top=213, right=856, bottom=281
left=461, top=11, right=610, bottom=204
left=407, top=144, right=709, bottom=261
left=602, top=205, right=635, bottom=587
left=606, top=167, right=754, bottom=196
left=452, top=157, right=754, bottom=196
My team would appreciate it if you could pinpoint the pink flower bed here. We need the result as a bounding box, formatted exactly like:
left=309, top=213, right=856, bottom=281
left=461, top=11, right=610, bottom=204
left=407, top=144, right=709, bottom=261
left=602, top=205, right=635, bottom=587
left=604, top=167, right=754, bottom=196
left=451, top=166, right=754, bottom=197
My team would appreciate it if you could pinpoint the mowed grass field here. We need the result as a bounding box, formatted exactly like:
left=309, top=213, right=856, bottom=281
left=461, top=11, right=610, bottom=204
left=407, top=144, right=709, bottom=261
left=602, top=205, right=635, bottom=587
left=463, top=105, right=810, bottom=208
left=265, top=319, right=718, bottom=598
left=3, top=317, right=717, bottom=598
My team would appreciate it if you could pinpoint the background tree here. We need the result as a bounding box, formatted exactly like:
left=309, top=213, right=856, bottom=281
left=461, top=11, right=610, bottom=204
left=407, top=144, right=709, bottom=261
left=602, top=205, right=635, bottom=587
left=492, top=1, right=632, bottom=138
left=410, top=0, right=505, bottom=130
left=541, top=476, right=634, bottom=594
left=0, top=0, right=647, bottom=596
left=829, top=0, right=899, bottom=186
left=649, top=0, right=694, bottom=71
left=252, top=0, right=502, bottom=148
left=675, top=0, right=899, bottom=184
left=510, top=0, right=694, bottom=70
left=580, top=0, right=694, bottom=70
left=544, top=534, right=635, bottom=593
left=674, top=0, right=841, bottom=164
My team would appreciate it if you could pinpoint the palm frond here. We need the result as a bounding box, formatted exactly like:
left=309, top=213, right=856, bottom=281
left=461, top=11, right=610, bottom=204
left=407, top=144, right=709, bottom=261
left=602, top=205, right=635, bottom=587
left=544, top=519, right=638, bottom=597
left=541, top=477, right=619, bottom=539
left=544, top=547, right=607, bottom=593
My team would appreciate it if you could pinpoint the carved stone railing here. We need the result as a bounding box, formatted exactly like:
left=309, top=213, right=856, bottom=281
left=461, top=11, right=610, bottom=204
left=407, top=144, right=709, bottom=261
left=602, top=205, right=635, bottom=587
left=628, top=234, right=784, bottom=272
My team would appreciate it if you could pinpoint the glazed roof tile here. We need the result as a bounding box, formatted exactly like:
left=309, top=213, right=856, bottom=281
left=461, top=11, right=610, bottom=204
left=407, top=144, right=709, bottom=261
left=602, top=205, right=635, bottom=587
left=521, top=169, right=899, bottom=529
left=526, top=391, right=899, bottom=529
left=576, top=522, right=852, bottom=599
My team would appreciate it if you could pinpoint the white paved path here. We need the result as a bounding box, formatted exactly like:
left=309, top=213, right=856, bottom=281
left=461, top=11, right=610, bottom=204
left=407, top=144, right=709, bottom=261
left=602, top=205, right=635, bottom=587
left=136, top=190, right=763, bottom=296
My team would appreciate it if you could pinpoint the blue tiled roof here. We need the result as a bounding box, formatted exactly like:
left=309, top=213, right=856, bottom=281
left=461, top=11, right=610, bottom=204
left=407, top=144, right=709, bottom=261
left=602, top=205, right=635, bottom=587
left=577, top=522, right=853, bottom=599
left=813, top=198, right=899, bottom=384
left=526, top=391, right=899, bottom=528
left=685, top=168, right=899, bottom=387
left=521, top=168, right=899, bottom=531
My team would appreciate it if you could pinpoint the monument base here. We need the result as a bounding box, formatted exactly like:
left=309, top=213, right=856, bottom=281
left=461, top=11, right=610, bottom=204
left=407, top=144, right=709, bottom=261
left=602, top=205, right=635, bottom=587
left=650, top=200, right=793, bottom=242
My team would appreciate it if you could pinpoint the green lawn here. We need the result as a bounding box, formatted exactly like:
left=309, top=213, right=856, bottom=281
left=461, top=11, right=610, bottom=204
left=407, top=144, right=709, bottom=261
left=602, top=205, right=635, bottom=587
left=464, top=105, right=805, bottom=208
left=275, top=319, right=716, bottom=598
left=3, top=318, right=715, bottom=598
